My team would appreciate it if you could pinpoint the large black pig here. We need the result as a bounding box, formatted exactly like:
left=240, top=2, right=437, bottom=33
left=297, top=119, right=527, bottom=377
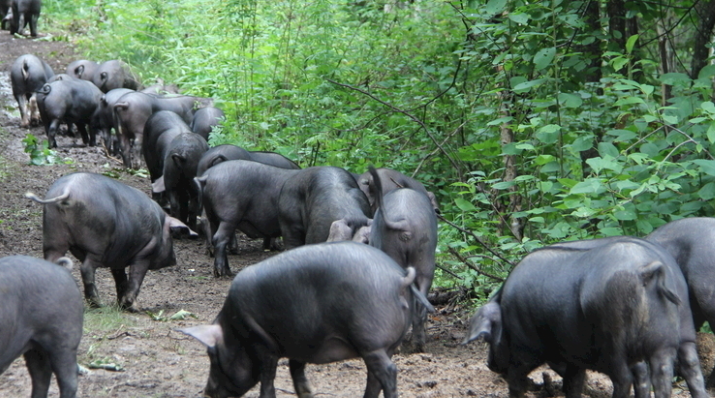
left=464, top=237, right=701, bottom=398
left=647, top=217, right=715, bottom=387
left=35, top=76, right=103, bottom=148
left=142, top=110, right=193, bottom=199
left=357, top=167, right=440, bottom=214
left=9, top=0, right=41, bottom=37
left=181, top=241, right=433, bottom=398
left=113, top=91, right=212, bottom=168
left=195, top=144, right=300, bottom=177
left=196, top=160, right=301, bottom=276
left=91, top=60, right=141, bottom=93
left=154, top=132, right=208, bottom=231
left=367, top=166, right=437, bottom=352
left=10, top=53, right=54, bottom=127
left=0, top=255, right=83, bottom=398
left=278, top=166, right=371, bottom=250
left=25, top=172, right=194, bottom=311
left=91, top=87, right=133, bottom=153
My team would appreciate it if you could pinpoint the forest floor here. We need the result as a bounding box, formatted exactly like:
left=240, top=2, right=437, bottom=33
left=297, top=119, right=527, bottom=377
left=0, top=28, right=708, bottom=398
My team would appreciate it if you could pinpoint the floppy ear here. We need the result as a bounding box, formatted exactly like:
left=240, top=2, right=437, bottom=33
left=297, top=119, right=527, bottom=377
left=152, top=176, right=165, bottom=193
left=463, top=302, right=502, bottom=345
left=165, top=215, right=199, bottom=237
left=179, top=324, right=223, bottom=348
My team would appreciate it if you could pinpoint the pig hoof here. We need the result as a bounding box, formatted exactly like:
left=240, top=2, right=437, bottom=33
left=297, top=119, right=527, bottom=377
left=213, top=267, right=233, bottom=278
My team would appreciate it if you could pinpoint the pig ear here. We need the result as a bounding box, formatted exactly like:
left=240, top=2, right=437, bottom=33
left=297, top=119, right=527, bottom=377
left=462, top=302, right=501, bottom=345
left=166, top=216, right=199, bottom=237
left=179, top=324, right=223, bottom=348
left=152, top=177, right=166, bottom=193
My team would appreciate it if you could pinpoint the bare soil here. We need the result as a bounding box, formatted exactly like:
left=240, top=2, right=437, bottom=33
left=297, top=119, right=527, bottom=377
left=0, top=30, right=707, bottom=398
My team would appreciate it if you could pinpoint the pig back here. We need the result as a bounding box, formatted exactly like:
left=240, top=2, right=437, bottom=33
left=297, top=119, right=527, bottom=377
left=224, top=242, right=413, bottom=362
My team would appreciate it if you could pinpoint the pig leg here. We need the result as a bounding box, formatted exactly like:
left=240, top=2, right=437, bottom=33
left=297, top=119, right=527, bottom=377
left=289, top=359, right=313, bottom=398
left=608, top=360, right=635, bottom=398
left=79, top=259, right=102, bottom=308
left=76, top=123, right=90, bottom=146
left=120, top=260, right=151, bottom=312
left=213, top=221, right=237, bottom=277
left=256, top=348, right=278, bottom=397
left=111, top=267, right=129, bottom=301
left=630, top=362, right=651, bottom=398
left=23, top=349, right=52, bottom=398
left=560, top=365, right=586, bottom=398
left=362, top=350, right=397, bottom=398
left=647, top=347, right=676, bottom=398
left=29, top=13, right=38, bottom=37
left=46, top=119, right=60, bottom=148
left=28, top=95, right=40, bottom=126
left=677, top=342, right=709, bottom=398
left=48, top=349, right=80, bottom=398
left=229, top=233, right=239, bottom=254
left=16, top=93, right=28, bottom=127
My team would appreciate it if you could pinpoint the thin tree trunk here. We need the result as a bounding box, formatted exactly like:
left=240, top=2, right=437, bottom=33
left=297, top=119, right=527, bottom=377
left=691, top=0, right=715, bottom=79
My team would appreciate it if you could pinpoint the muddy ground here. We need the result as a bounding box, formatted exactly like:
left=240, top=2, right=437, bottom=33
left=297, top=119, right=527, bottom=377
left=0, top=27, right=709, bottom=398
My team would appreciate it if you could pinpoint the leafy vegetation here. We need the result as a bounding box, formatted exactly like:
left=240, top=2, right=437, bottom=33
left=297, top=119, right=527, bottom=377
left=41, top=0, right=715, bottom=302
left=22, top=134, right=72, bottom=165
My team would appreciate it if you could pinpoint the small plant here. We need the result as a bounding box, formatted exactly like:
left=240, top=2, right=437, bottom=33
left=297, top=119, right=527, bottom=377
left=22, top=134, right=72, bottom=165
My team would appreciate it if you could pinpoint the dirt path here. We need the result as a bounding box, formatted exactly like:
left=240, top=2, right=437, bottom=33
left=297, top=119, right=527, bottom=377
left=0, top=29, right=703, bottom=398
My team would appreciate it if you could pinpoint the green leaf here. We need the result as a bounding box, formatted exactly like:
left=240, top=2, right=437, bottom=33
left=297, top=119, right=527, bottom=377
left=533, top=47, right=556, bottom=71
left=697, top=182, right=715, bottom=200
left=708, top=123, right=715, bottom=144
left=484, top=0, right=506, bottom=15
left=570, top=178, right=607, bottom=194
left=492, top=181, right=516, bottom=190
left=487, top=116, right=513, bottom=126
left=598, top=142, right=619, bottom=158
left=606, top=129, right=637, bottom=142
left=454, top=198, right=477, bottom=212
left=625, top=34, right=639, bottom=54
left=508, top=12, right=529, bottom=25
left=692, top=159, right=715, bottom=176
left=659, top=73, right=691, bottom=86
left=558, top=92, right=582, bottom=108
left=702, top=102, right=715, bottom=115
left=612, top=57, right=629, bottom=72
left=513, top=78, right=546, bottom=93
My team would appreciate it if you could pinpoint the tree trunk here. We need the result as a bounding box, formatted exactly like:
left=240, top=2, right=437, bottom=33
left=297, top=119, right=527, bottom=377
left=691, top=0, right=715, bottom=79
left=575, top=0, right=602, bottom=85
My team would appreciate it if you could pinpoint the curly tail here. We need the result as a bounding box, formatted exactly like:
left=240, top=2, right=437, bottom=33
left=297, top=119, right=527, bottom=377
left=25, top=189, right=69, bottom=204
left=35, top=83, right=51, bottom=95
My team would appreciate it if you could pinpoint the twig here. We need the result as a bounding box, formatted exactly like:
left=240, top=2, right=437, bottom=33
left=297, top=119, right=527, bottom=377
left=437, top=213, right=515, bottom=268
left=436, top=263, right=463, bottom=280
left=448, top=246, right=505, bottom=282
left=327, top=79, right=462, bottom=180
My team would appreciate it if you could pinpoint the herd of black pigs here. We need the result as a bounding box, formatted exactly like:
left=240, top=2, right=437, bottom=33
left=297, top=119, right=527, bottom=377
left=5, top=3, right=715, bottom=398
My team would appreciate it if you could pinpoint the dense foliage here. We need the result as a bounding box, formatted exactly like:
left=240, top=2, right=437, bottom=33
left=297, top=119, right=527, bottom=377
left=40, top=0, right=715, bottom=301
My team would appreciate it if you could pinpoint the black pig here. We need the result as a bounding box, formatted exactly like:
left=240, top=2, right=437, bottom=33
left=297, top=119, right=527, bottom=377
left=9, top=0, right=41, bottom=37
left=464, top=237, right=701, bottom=398
left=35, top=77, right=103, bottom=148
left=181, top=241, right=433, bottom=398
left=195, top=160, right=301, bottom=276
left=10, top=53, right=54, bottom=127
left=25, top=172, right=194, bottom=311
left=278, top=166, right=371, bottom=250
left=368, top=166, right=437, bottom=352
left=0, top=255, right=83, bottom=398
